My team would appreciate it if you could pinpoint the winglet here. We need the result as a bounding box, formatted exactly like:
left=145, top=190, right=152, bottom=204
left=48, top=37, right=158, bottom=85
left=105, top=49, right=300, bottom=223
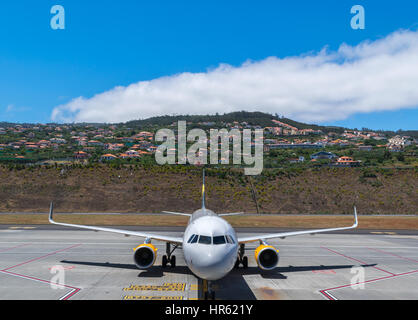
left=353, top=206, right=358, bottom=228
left=49, top=202, right=54, bottom=224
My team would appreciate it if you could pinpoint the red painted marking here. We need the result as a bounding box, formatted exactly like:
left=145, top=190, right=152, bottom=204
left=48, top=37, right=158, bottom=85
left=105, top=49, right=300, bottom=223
left=60, top=288, right=81, bottom=300
left=0, top=243, right=31, bottom=253
left=312, top=270, right=336, bottom=274
left=366, top=247, right=418, bottom=264
left=0, top=244, right=82, bottom=300
left=2, top=244, right=81, bottom=271
left=319, top=246, right=418, bottom=300
left=321, top=246, right=395, bottom=276
left=0, top=269, right=80, bottom=300
left=319, top=290, right=336, bottom=300
left=320, top=269, right=418, bottom=300
left=48, top=265, right=75, bottom=271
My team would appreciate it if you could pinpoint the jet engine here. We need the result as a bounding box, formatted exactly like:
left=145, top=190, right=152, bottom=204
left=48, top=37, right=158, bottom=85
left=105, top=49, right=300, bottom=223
left=133, top=244, right=157, bottom=269
left=254, top=244, right=279, bottom=270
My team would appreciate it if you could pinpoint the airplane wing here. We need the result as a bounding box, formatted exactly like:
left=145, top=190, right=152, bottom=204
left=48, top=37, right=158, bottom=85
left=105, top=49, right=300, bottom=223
left=237, top=207, right=358, bottom=244
left=162, top=211, right=192, bottom=217
left=218, top=212, right=244, bottom=217
left=48, top=203, right=183, bottom=244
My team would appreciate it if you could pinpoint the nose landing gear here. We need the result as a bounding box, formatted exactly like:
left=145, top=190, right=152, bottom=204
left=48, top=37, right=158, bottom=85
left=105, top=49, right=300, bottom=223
left=162, top=242, right=178, bottom=268
left=234, top=243, right=248, bottom=269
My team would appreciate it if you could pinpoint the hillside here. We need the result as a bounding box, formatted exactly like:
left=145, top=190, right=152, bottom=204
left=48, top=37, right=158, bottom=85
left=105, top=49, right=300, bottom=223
left=124, top=111, right=348, bottom=132
left=0, top=165, right=416, bottom=214
left=123, top=111, right=417, bottom=137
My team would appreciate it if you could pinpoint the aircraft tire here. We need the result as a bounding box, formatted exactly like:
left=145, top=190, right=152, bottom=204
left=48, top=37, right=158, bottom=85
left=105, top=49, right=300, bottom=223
left=242, top=256, right=248, bottom=269
left=234, top=258, right=240, bottom=269
left=170, top=255, right=176, bottom=268
left=162, top=255, right=168, bottom=268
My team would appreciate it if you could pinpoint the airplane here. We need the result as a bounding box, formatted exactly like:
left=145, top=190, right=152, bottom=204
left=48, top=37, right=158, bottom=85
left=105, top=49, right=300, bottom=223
left=49, top=170, right=358, bottom=299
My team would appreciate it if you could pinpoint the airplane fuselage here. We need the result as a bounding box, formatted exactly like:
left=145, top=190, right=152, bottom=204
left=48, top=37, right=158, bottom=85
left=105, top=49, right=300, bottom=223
left=182, top=208, right=239, bottom=280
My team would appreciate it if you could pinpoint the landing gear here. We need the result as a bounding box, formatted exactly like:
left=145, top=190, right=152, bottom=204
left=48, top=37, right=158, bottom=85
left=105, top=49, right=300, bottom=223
left=170, top=255, right=176, bottom=268
left=234, top=244, right=248, bottom=269
left=242, top=256, right=248, bottom=269
left=162, top=242, right=178, bottom=268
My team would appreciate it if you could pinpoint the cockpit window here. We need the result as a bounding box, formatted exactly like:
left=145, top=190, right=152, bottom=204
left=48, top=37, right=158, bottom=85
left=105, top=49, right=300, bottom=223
left=190, top=234, right=199, bottom=244
left=213, top=236, right=226, bottom=245
left=189, top=235, right=232, bottom=245
left=198, top=235, right=212, bottom=245
left=226, top=235, right=235, bottom=244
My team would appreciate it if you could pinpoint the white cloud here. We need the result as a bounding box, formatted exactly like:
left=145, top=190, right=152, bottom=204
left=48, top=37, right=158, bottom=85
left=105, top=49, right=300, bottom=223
left=51, top=29, right=418, bottom=123
left=5, top=104, right=30, bottom=113
left=6, top=105, right=14, bottom=113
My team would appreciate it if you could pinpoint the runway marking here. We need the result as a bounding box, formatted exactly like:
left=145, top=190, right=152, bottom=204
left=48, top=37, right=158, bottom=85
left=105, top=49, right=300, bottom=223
left=48, top=265, right=76, bottom=271
left=319, top=246, right=418, bottom=300
left=0, top=244, right=82, bottom=300
left=366, top=247, right=418, bottom=264
left=189, top=284, right=198, bottom=290
left=8, top=227, right=37, bottom=230
left=3, top=244, right=82, bottom=271
left=371, top=232, right=398, bottom=235
left=312, top=269, right=336, bottom=274
left=0, top=243, right=31, bottom=253
left=385, top=235, right=418, bottom=240
left=123, top=295, right=184, bottom=300
left=321, top=246, right=396, bottom=276
left=123, top=283, right=186, bottom=292
left=319, top=269, right=418, bottom=300
left=0, top=269, right=81, bottom=300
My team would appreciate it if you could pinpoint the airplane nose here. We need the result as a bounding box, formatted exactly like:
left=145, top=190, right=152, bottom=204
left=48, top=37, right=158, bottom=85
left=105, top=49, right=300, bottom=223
left=190, top=247, right=236, bottom=280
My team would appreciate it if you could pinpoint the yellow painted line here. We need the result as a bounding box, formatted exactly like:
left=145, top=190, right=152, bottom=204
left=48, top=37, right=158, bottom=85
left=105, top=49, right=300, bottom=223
left=189, top=284, right=198, bottom=291
left=123, top=283, right=186, bottom=292
left=7, top=227, right=36, bottom=230
left=371, top=231, right=397, bottom=235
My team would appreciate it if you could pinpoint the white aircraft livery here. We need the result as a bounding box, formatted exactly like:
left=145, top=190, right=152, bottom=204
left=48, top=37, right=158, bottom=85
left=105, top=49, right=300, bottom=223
left=49, top=170, right=358, bottom=298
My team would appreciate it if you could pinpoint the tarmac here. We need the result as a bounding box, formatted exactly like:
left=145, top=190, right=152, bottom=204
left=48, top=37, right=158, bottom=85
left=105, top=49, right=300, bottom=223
left=0, top=225, right=417, bottom=300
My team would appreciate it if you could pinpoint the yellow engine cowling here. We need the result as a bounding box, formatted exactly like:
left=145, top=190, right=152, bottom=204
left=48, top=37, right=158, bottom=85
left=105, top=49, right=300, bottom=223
left=254, top=244, right=279, bottom=270
left=133, top=244, right=158, bottom=269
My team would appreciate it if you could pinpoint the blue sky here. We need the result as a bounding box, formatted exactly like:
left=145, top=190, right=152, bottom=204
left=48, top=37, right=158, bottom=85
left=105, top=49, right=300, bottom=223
left=0, top=0, right=417, bottom=130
